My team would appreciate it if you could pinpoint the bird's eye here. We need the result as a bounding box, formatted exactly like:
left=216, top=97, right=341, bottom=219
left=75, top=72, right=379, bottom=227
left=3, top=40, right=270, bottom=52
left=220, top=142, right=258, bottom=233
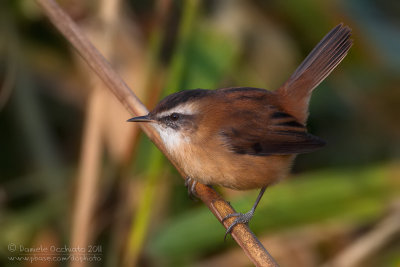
left=170, top=113, right=179, bottom=121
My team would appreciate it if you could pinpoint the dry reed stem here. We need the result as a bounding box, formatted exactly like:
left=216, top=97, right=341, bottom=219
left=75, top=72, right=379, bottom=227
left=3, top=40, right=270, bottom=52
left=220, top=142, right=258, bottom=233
left=324, top=201, right=400, bottom=267
left=70, top=89, right=104, bottom=267
left=70, top=1, right=122, bottom=267
left=35, top=0, right=279, bottom=266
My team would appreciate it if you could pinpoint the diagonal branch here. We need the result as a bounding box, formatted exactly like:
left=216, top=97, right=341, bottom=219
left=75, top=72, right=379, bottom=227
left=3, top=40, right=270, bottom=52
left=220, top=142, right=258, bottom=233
left=34, top=0, right=279, bottom=266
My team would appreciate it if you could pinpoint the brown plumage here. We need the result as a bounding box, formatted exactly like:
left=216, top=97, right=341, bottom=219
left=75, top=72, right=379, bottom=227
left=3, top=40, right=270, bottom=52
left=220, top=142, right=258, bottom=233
left=167, top=87, right=324, bottom=190
left=128, top=23, right=352, bottom=237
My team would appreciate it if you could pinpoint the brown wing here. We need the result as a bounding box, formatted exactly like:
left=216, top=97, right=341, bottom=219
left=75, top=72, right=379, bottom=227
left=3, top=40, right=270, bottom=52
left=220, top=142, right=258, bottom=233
left=219, top=107, right=326, bottom=156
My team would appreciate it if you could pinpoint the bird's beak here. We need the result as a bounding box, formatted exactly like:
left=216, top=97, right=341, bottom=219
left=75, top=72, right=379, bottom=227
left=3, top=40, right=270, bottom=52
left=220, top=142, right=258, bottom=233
left=127, top=115, right=153, bottom=122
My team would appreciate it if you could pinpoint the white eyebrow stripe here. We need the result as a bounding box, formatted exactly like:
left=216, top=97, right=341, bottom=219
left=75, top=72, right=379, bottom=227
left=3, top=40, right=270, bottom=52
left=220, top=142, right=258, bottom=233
left=156, top=103, right=197, bottom=118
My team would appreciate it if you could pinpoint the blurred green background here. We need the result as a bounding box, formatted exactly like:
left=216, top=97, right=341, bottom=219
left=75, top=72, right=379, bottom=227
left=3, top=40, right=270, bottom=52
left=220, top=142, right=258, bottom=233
left=0, top=0, right=399, bottom=266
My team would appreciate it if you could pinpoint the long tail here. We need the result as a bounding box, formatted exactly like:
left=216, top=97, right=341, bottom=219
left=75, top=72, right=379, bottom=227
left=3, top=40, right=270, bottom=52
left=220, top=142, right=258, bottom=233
left=277, top=23, right=352, bottom=124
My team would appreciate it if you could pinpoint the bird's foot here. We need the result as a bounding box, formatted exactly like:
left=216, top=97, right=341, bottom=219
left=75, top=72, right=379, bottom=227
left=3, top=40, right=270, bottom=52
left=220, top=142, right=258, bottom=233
left=222, top=209, right=255, bottom=240
left=184, top=177, right=198, bottom=200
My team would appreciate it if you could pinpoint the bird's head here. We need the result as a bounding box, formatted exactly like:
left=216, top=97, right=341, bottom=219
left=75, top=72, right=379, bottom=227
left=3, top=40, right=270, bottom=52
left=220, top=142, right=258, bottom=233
left=127, top=89, right=212, bottom=150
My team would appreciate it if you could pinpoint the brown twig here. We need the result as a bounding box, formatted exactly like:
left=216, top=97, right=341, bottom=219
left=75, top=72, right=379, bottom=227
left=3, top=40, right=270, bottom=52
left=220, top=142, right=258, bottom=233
left=35, top=0, right=278, bottom=266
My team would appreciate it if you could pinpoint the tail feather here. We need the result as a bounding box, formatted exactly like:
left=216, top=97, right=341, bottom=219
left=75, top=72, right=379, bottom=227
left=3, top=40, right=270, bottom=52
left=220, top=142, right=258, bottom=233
left=277, top=23, right=352, bottom=123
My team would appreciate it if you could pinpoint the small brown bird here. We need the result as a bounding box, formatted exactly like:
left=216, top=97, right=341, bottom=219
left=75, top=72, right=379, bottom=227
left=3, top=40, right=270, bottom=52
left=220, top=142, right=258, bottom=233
left=128, top=24, right=352, bottom=237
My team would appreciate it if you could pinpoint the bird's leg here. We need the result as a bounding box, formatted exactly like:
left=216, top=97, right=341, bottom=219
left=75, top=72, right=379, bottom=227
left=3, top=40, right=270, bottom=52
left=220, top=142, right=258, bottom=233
left=184, top=177, right=198, bottom=199
left=222, top=187, right=267, bottom=240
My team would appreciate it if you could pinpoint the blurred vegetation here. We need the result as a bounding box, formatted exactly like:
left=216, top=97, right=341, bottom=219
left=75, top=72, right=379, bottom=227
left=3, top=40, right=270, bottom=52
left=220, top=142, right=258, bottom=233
left=0, top=0, right=399, bottom=267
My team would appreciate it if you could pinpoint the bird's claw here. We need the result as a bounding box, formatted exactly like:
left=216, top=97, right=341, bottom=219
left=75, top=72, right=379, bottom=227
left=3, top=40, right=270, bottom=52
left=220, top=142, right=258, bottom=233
left=185, top=177, right=198, bottom=200
left=222, top=210, right=254, bottom=241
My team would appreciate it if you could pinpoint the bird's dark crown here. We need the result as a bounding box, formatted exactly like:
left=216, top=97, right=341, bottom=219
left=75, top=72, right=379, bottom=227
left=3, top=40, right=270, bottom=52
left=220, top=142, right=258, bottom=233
left=150, top=89, right=212, bottom=116
left=150, top=87, right=273, bottom=116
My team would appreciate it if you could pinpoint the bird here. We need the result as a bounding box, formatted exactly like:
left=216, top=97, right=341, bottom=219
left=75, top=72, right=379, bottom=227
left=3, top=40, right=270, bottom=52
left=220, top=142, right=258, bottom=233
left=128, top=23, right=352, bottom=238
